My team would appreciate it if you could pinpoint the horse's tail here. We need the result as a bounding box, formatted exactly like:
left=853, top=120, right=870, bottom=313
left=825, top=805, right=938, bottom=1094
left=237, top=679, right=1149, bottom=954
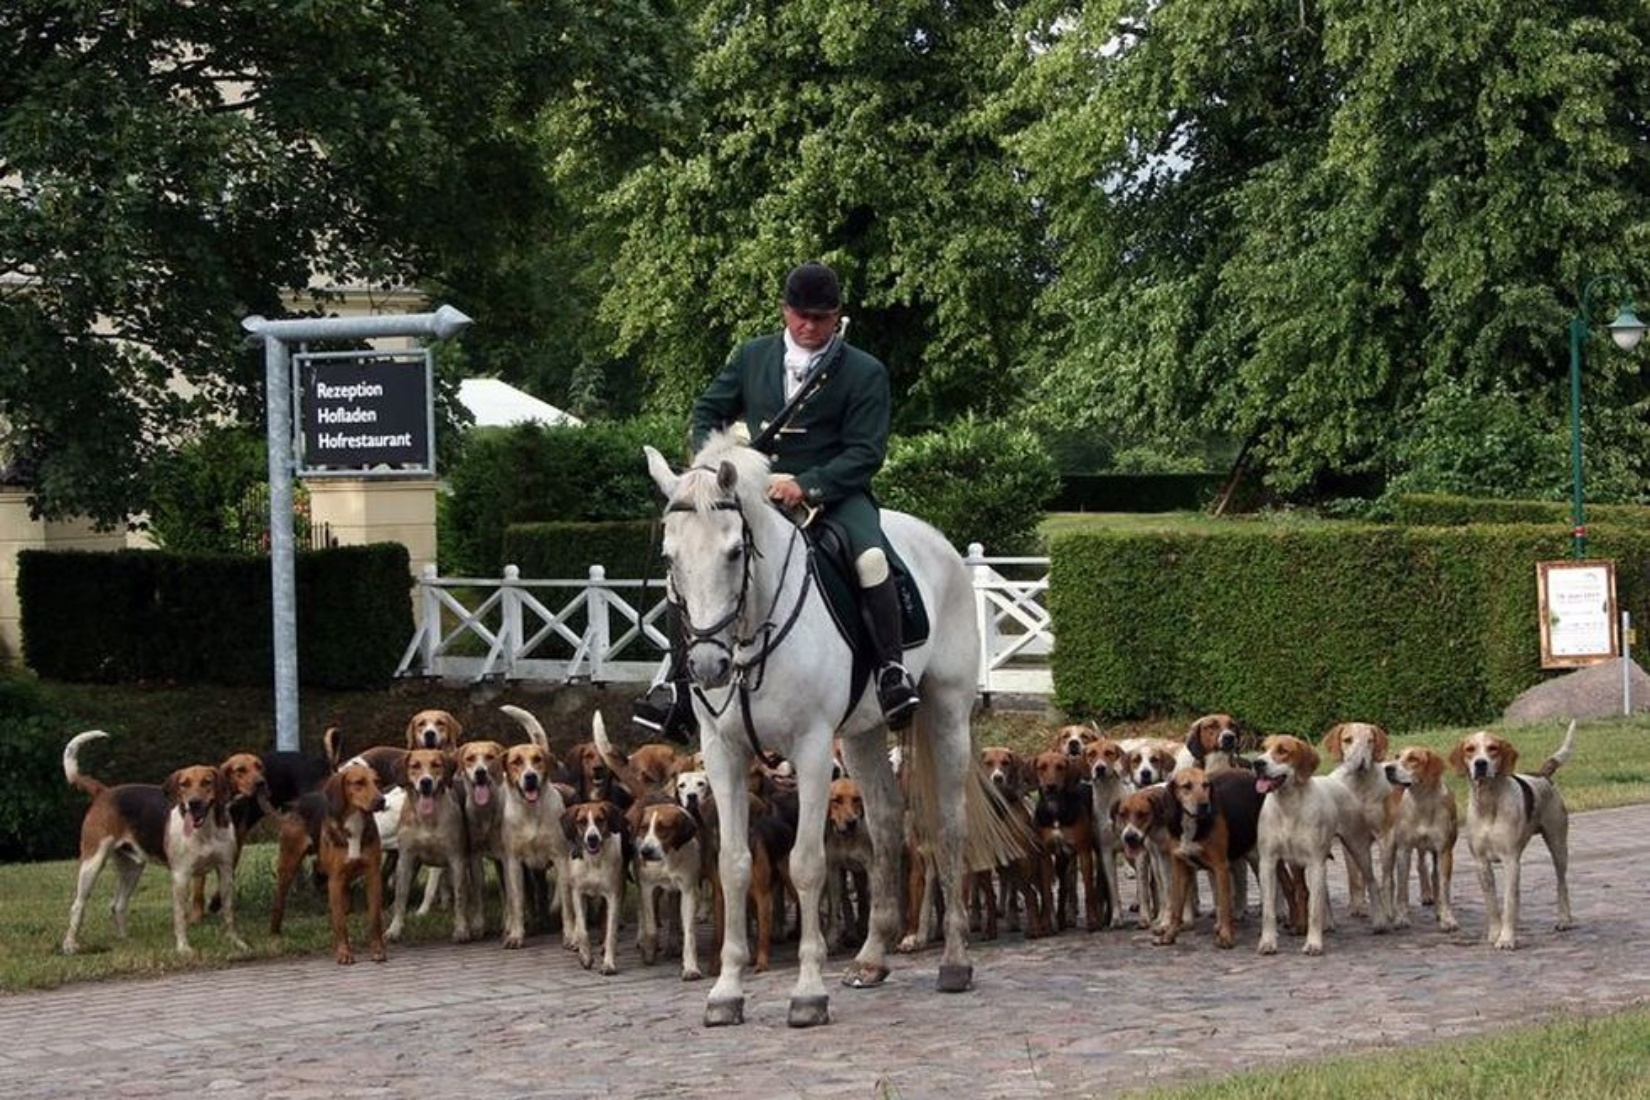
left=902, top=712, right=1036, bottom=875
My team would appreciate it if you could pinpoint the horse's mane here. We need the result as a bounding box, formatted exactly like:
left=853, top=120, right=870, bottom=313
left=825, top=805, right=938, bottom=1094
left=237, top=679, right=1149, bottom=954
left=678, top=430, right=773, bottom=513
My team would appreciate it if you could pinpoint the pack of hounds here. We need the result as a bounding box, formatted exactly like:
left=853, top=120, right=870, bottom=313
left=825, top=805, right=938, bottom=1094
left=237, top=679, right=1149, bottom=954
left=56, top=707, right=1579, bottom=970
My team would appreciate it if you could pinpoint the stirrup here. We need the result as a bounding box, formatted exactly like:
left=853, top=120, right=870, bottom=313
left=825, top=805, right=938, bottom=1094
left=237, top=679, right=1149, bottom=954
left=876, top=664, right=919, bottom=730
left=632, top=682, right=697, bottom=744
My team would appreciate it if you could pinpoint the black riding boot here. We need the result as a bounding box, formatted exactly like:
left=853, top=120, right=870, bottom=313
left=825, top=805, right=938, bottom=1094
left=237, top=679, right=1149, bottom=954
left=631, top=606, right=697, bottom=744
left=861, top=576, right=920, bottom=730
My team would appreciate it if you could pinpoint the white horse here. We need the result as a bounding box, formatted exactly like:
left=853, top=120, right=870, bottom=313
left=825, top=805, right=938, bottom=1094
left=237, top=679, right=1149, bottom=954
left=645, top=433, right=1021, bottom=1028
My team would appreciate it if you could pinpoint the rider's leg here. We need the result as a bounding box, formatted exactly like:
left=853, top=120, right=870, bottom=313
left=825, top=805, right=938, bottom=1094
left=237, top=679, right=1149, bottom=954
left=631, top=603, right=697, bottom=744
left=857, top=547, right=919, bottom=730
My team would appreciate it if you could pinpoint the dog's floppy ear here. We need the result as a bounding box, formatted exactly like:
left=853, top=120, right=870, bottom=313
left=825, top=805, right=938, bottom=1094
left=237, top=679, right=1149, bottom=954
left=324, top=771, right=347, bottom=818
left=163, top=768, right=183, bottom=805
left=561, top=804, right=582, bottom=846
left=212, top=768, right=230, bottom=826
left=1184, top=720, right=1206, bottom=760
left=1322, top=724, right=1347, bottom=761
left=391, top=752, right=410, bottom=789
left=1447, top=738, right=1470, bottom=777
left=1417, top=748, right=1445, bottom=786
left=1372, top=725, right=1391, bottom=761
left=1498, top=737, right=1520, bottom=776
left=669, top=805, right=698, bottom=846
left=1297, top=739, right=1321, bottom=777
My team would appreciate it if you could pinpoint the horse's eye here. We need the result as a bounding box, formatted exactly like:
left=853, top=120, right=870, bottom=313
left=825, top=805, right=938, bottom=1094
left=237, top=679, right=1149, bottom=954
left=725, top=544, right=744, bottom=564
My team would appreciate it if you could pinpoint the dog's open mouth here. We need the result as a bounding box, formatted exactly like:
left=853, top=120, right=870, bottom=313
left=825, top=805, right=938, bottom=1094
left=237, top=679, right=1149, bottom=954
left=1254, top=774, right=1283, bottom=795
left=183, top=802, right=209, bottom=834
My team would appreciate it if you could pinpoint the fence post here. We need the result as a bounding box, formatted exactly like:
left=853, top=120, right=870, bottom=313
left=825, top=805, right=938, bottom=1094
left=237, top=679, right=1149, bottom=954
left=966, top=542, right=993, bottom=696
left=417, top=563, right=441, bottom=673
left=499, top=564, right=523, bottom=679
left=586, top=564, right=612, bottom=682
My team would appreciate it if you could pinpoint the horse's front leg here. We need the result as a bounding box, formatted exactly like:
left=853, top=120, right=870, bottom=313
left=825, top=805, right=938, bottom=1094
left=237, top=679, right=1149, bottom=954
left=705, top=744, right=752, bottom=1026
left=786, top=759, right=832, bottom=1028
left=838, top=734, right=902, bottom=989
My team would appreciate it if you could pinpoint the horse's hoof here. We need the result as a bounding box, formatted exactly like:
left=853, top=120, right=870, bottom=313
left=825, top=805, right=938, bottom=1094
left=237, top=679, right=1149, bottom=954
left=936, top=963, right=973, bottom=993
left=704, top=997, right=745, bottom=1027
left=787, top=995, right=830, bottom=1028
left=841, top=962, right=890, bottom=989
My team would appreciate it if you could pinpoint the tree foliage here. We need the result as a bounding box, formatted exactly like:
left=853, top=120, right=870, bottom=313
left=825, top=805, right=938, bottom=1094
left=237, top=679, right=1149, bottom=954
left=1006, top=0, right=1650, bottom=499
left=598, top=0, right=1050, bottom=432
left=7, top=0, right=1650, bottom=526
left=0, top=0, right=597, bottom=525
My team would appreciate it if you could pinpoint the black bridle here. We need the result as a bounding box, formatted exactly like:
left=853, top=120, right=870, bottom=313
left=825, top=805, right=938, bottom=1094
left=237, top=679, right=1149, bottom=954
left=663, top=489, right=817, bottom=754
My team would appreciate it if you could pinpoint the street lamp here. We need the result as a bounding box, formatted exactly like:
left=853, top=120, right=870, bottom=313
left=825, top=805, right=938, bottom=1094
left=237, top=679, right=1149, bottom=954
left=1568, top=275, right=1645, bottom=559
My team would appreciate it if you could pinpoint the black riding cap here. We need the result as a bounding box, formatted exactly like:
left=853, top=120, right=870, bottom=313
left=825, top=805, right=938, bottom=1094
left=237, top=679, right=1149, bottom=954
left=783, top=261, right=842, bottom=312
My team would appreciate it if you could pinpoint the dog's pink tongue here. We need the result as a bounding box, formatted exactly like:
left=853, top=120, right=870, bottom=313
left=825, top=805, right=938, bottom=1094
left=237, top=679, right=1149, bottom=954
left=182, top=813, right=197, bottom=837
left=1255, top=777, right=1276, bottom=795
left=473, top=784, right=492, bottom=807
left=524, top=787, right=539, bottom=804
left=418, top=794, right=437, bottom=817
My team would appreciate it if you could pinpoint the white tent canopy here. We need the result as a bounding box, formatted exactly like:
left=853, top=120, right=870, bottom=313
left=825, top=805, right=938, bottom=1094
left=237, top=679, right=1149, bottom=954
left=458, top=378, right=583, bottom=428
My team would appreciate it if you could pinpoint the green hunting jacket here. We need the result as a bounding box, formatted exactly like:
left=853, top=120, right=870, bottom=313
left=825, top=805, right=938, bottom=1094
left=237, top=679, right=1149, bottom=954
left=690, top=332, right=891, bottom=508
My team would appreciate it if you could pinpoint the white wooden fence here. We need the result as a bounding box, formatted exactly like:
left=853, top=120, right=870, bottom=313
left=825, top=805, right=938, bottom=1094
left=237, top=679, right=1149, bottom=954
left=396, top=544, right=1052, bottom=697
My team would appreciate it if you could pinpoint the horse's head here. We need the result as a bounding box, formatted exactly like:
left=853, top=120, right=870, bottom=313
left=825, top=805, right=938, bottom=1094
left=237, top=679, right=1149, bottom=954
left=644, top=436, right=775, bottom=689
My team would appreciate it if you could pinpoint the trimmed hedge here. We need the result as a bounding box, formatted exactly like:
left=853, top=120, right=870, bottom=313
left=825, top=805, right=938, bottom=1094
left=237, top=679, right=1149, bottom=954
left=439, top=416, right=681, bottom=575
left=1050, top=522, right=1650, bottom=734
left=17, top=544, right=413, bottom=688
left=0, top=674, right=79, bottom=861
left=502, top=520, right=659, bottom=581
left=1391, top=493, right=1650, bottom=530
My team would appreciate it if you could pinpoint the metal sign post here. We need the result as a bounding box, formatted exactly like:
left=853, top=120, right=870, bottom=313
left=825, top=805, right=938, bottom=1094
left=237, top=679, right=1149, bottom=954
left=240, top=306, right=472, bottom=751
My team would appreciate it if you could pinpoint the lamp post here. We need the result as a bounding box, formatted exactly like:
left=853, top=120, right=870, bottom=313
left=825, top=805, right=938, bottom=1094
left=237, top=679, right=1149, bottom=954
left=1568, top=276, right=1645, bottom=559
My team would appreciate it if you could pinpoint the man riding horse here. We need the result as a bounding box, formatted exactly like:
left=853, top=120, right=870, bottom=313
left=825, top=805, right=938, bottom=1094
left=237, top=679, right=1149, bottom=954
left=633, top=260, right=921, bottom=742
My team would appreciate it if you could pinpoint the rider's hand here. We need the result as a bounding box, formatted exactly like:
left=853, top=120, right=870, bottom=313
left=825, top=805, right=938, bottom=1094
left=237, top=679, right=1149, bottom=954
left=767, top=474, right=805, bottom=507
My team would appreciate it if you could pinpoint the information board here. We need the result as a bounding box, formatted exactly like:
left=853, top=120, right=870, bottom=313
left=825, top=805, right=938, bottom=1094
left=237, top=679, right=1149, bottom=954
left=297, top=349, right=434, bottom=475
left=1537, top=559, right=1619, bottom=668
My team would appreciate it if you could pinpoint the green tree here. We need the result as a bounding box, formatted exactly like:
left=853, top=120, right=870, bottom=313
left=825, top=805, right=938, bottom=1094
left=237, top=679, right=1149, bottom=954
left=598, top=0, right=1050, bottom=431
left=0, top=0, right=630, bottom=526
left=1006, top=0, right=1650, bottom=500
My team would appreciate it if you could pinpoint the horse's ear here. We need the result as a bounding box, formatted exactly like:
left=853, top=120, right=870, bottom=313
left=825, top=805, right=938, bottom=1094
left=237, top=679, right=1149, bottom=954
left=644, top=445, right=679, bottom=498
left=717, top=459, right=738, bottom=493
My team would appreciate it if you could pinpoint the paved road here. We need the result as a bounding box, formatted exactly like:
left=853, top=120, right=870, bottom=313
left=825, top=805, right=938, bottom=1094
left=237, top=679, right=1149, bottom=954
left=4, top=804, right=1648, bottom=1100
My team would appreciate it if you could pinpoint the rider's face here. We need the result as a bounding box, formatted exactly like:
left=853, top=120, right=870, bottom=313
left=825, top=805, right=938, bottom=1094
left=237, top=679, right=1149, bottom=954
left=783, top=304, right=840, bottom=351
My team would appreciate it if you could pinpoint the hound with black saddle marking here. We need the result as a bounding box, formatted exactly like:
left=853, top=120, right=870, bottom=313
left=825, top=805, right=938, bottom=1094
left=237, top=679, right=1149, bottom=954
left=1450, top=722, right=1576, bottom=950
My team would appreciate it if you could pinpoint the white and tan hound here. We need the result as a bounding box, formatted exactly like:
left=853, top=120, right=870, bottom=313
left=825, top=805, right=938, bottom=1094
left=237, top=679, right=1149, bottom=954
left=1450, top=723, right=1576, bottom=949
left=1382, top=744, right=1459, bottom=931
left=563, top=800, right=629, bottom=974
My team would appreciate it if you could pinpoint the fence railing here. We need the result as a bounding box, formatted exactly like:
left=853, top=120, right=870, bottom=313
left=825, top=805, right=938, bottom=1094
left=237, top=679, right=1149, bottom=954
left=396, top=544, right=1053, bottom=697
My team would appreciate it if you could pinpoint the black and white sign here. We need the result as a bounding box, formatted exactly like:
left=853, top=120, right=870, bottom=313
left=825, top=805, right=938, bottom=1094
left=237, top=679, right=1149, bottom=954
left=298, top=351, right=433, bottom=474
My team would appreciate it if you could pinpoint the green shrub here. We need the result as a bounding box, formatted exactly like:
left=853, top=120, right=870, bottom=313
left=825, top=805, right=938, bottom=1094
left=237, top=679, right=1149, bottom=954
left=1049, top=522, right=1650, bottom=734
left=504, top=520, right=658, bottom=579
left=878, top=416, right=1059, bottom=555
left=144, top=425, right=268, bottom=553
left=439, top=414, right=682, bottom=575
left=17, top=544, right=412, bottom=689
left=0, top=674, right=79, bottom=861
